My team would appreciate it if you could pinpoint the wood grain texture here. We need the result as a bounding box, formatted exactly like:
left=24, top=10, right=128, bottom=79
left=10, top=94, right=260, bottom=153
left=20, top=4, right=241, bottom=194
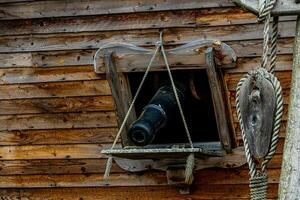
left=0, top=0, right=234, bottom=20
left=0, top=80, right=111, bottom=100
left=0, top=1, right=293, bottom=198
left=0, top=39, right=294, bottom=68
left=0, top=153, right=284, bottom=175
left=0, top=111, right=117, bottom=131
left=0, top=128, right=117, bottom=145
left=0, top=168, right=282, bottom=188
left=0, top=21, right=295, bottom=53
left=0, top=96, right=115, bottom=115
left=0, top=66, right=104, bottom=84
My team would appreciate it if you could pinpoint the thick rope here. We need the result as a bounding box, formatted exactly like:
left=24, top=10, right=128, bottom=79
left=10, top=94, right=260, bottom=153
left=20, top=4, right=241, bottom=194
left=236, top=1, right=283, bottom=199
left=270, top=16, right=279, bottom=74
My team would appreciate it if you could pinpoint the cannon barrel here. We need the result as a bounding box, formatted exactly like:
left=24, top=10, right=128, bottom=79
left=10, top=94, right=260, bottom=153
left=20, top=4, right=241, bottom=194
left=128, top=82, right=186, bottom=146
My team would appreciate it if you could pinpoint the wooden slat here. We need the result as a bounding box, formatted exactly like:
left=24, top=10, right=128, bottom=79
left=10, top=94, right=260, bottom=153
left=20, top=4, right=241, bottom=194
left=0, top=10, right=196, bottom=36
left=0, top=8, right=297, bottom=36
left=227, top=54, right=293, bottom=73
left=0, top=0, right=234, bottom=20
left=0, top=144, right=113, bottom=160
left=0, top=111, right=117, bottom=131
left=0, top=185, right=279, bottom=200
left=0, top=80, right=111, bottom=100
left=0, top=96, right=115, bottom=115
left=0, top=159, right=123, bottom=175
left=0, top=21, right=295, bottom=53
left=17, top=184, right=279, bottom=199
left=0, top=153, right=284, bottom=176
left=225, top=71, right=292, bottom=91
left=0, top=38, right=294, bottom=68
left=0, top=128, right=117, bottom=146
left=0, top=139, right=285, bottom=161
left=0, top=168, right=281, bottom=188
left=0, top=66, right=104, bottom=84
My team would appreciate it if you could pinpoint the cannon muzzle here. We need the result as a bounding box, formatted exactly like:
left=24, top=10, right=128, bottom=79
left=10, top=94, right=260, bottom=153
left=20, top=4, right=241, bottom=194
left=128, top=82, right=186, bottom=146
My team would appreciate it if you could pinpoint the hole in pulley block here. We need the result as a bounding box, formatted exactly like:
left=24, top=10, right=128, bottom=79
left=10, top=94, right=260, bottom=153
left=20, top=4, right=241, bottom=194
left=127, top=69, right=219, bottom=146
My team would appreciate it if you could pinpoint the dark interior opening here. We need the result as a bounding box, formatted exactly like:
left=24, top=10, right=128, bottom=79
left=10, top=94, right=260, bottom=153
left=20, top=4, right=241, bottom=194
left=127, top=69, right=219, bottom=145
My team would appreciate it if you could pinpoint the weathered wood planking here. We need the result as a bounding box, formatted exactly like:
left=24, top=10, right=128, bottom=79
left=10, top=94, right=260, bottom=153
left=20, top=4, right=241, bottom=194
left=0, top=66, right=105, bottom=84
left=0, top=8, right=297, bottom=36
left=0, top=0, right=234, bottom=20
left=0, top=80, right=111, bottom=100
left=0, top=139, right=286, bottom=161
left=0, top=144, right=115, bottom=160
left=0, top=96, right=115, bottom=115
left=13, top=185, right=279, bottom=199
left=0, top=21, right=296, bottom=53
left=225, top=71, right=292, bottom=91
left=0, top=0, right=294, bottom=198
left=0, top=159, right=123, bottom=175
left=0, top=112, right=117, bottom=131
left=0, top=154, right=284, bottom=176
left=0, top=168, right=282, bottom=188
left=0, top=41, right=293, bottom=69
left=0, top=128, right=118, bottom=146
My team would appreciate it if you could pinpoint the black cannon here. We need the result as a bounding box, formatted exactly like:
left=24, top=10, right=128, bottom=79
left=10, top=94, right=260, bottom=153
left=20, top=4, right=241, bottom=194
left=128, top=82, right=186, bottom=146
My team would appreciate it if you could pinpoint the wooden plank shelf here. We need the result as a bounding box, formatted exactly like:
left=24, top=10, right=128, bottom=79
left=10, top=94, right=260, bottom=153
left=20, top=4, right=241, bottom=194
left=101, top=142, right=225, bottom=159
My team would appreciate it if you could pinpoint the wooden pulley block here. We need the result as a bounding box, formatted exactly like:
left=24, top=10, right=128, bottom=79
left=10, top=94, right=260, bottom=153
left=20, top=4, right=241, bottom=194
left=237, top=68, right=276, bottom=159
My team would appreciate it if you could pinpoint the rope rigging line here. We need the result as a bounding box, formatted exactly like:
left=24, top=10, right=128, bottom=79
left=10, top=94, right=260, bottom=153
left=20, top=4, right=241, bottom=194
left=100, top=32, right=195, bottom=183
left=235, top=0, right=283, bottom=199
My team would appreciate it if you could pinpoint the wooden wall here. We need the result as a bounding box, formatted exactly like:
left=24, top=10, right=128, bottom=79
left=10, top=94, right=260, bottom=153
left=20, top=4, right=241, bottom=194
left=0, top=0, right=295, bottom=199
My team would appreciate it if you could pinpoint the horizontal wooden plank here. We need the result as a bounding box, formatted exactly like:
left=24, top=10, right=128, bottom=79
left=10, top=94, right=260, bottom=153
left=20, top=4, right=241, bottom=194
left=0, top=10, right=196, bottom=36
left=16, top=184, right=279, bottom=199
left=0, top=168, right=281, bottom=188
left=0, top=8, right=297, bottom=36
left=0, top=39, right=294, bottom=68
left=0, top=0, right=234, bottom=20
left=0, top=139, right=285, bottom=161
left=0, top=127, right=117, bottom=146
left=0, top=158, right=123, bottom=175
left=227, top=54, right=293, bottom=73
left=0, top=152, right=284, bottom=175
left=0, top=80, right=111, bottom=100
left=0, top=111, right=117, bottom=131
left=0, top=96, right=115, bottom=115
left=0, top=66, right=104, bottom=84
left=0, top=21, right=295, bottom=53
left=0, top=144, right=114, bottom=160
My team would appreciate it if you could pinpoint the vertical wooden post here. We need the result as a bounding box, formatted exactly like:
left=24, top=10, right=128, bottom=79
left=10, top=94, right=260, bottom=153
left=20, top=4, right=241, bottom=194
left=279, top=16, right=300, bottom=199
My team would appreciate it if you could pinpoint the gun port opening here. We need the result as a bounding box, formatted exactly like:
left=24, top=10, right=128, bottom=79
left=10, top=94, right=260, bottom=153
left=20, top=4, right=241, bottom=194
left=127, top=69, right=220, bottom=146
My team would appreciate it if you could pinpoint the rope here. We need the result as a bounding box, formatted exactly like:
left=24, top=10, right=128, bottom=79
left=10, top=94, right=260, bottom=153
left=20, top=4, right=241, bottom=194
left=102, top=32, right=195, bottom=184
left=159, top=32, right=195, bottom=184
left=103, top=44, right=161, bottom=180
left=235, top=1, right=283, bottom=199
